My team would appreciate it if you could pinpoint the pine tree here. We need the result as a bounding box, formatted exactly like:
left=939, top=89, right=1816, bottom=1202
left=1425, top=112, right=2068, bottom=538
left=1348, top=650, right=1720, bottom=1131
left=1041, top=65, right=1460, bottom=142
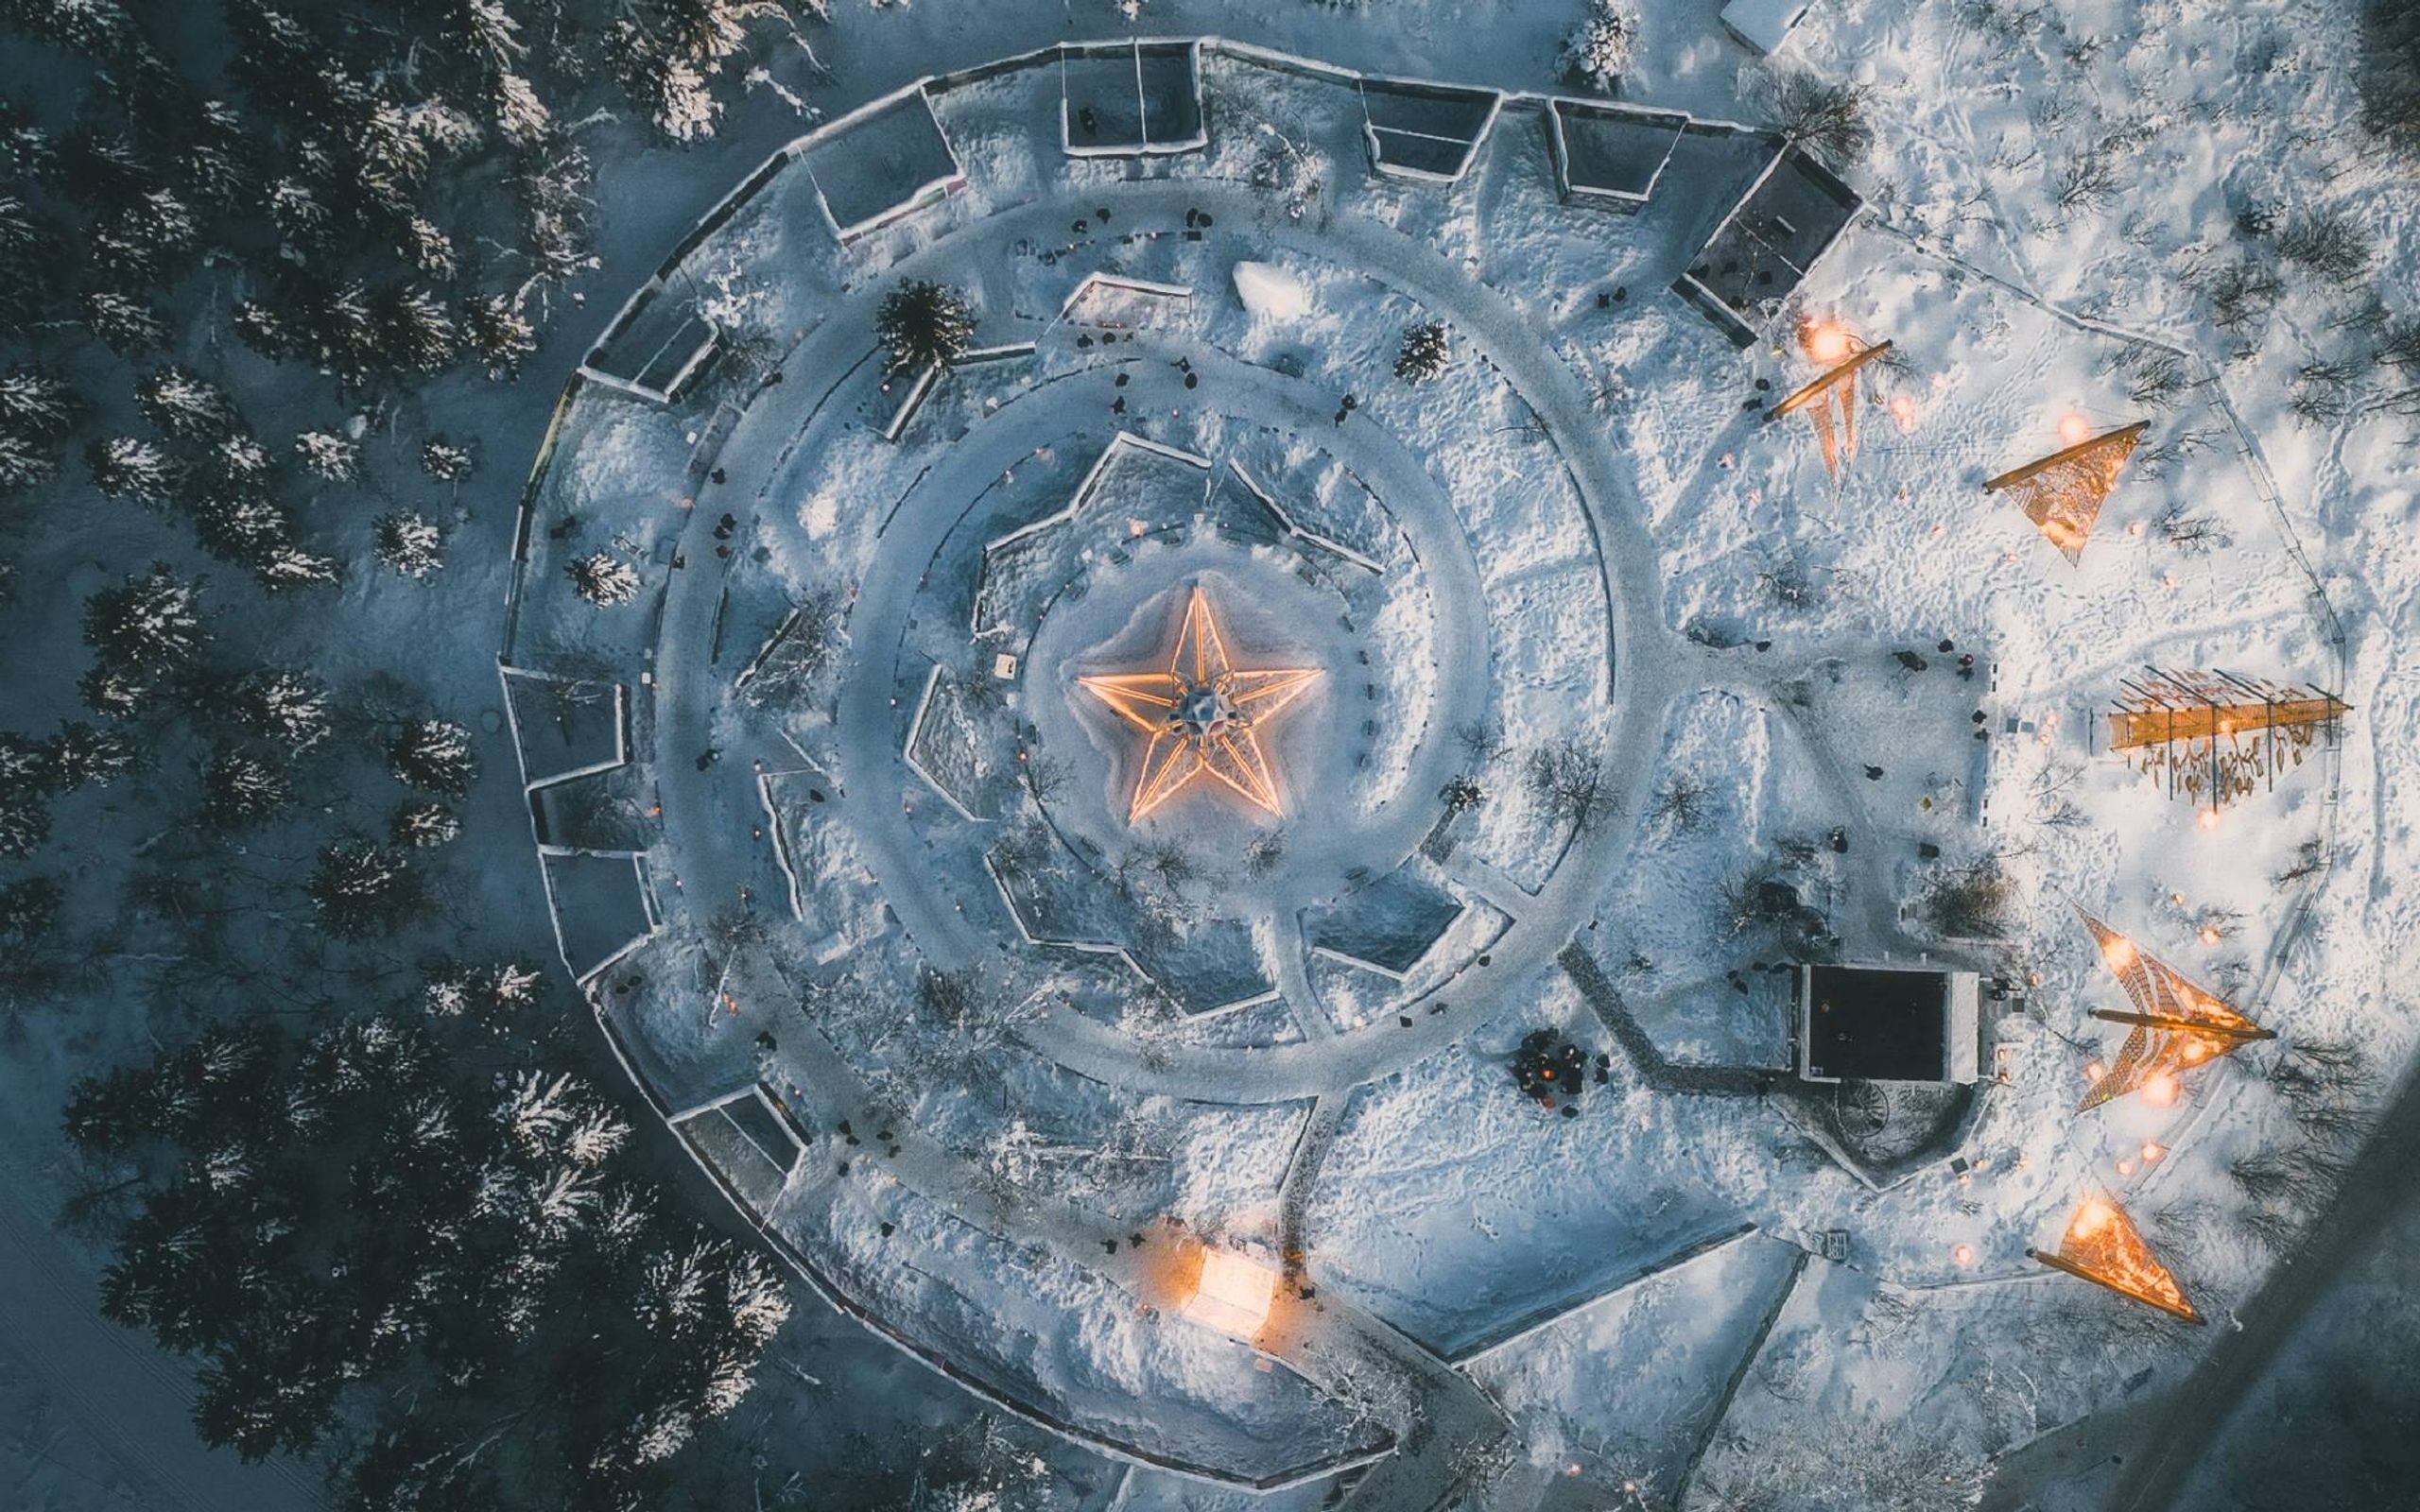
left=201, top=748, right=292, bottom=830
left=1, top=0, right=138, bottom=58
left=293, top=430, right=359, bottom=481
left=1395, top=320, right=1451, bottom=383
left=306, top=838, right=422, bottom=937
left=87, top=436, right=182, bottom=504
left=875, top=279, right=977, bottom=375
left=0, top=875, right=62, bottom=939
left=0, top=795, right=48, bottom=859
left=83, top=563, right=203, bottom=678
left=373, top=511, right=443, bottom=578
left=566, top=550, right=639, bottom=607
left=0, top=364, right=81, bottom=439
left=80, top=287, right=168, bottom=352
left=43, top=721, right=134, bottom=790
left=252, top=545, right=342, bottom=591
left=0, top=429, right=56, bottom=489
left=236, top=669, right=332, bottom=750
left=389, top=717, right=476, bottom=796
left=420, top=438, right=473, bottom=482
left=137, top=367, right=239, bottom=441
left=463, top=292, right=538, bottom=377
left=390, top=798, right=458, bottom=848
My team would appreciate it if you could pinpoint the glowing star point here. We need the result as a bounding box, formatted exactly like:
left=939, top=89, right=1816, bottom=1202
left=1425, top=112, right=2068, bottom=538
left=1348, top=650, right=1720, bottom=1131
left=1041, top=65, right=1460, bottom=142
left=1076, top=587, right=1322, bottom=823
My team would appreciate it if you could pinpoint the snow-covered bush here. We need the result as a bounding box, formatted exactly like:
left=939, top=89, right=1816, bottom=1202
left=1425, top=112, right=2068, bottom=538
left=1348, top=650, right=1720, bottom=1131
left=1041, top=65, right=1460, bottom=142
left=389, top=717, right=478, bottom=797
left=1395, top=320, right=1451, bottom=383
left=374, top=511, right=444, bottom=578
left=875, top=278, right=977, bottom=375
left=79, top=289, right=166, bottom=353
left=421, top=438, right=474, bottom=482
left=0, top=366, right=81, bottom=440
left=0, top=876, right=61, bottom=940
left=43, top=722, right=133, bottom=790
left=567, top=550, right=640, bottom=607
left=0, top=430, right=58, bottom=490
left=1559, top=0, right=1640, bottom=91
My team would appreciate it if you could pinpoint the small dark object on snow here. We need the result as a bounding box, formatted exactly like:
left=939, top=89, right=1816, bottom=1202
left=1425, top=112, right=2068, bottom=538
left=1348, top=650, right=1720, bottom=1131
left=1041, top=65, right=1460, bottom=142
left=1972, top=710, right=1987, bottom=724
left=1513, top=1028, right=1591, bottom=1109
left=838, top=1120, right=852, bottom=1136
left=765, top=370, right=784, bottom=385
left=1755, top=378, right=1772, bottom=391
left=1919, top=841, right=1942, bottom=859
left=1096, top=207, right=1110, bottom=221
left=1829, top=827, right=1849, bottom=853
left=1614, top=285, right=1628, bottom=301
left=1112, top=397, right=1127, bottom=415
left=1599, top=291, right=1611, bottom=308
left=1864, top=765, right=1885, bottom=780
left=1754, top=640, right=1773, bottom=651
left=1744, top=398, right=1763, bottom=410
left=1341, top=393, right=1357, bottom=410
left=879, top=1221, right=894, bottom=1237
left=1334, top=409, right=1348, bottom=425
left=1938, top=638, right=1955, bottom=652
left=1197, top=213, right=1213, bottom=228
left=1115, top=372, right=1130, bottom=387
left=1130, top=1232, right=1145, bottom=1247
left=1073, top=219, right=1087, bottom=234
left=837, top=1160, right=850, bottom=1176
left=710, top=467, right=727, bottom=484
left=1184, top=372, right=1198, bottom=388
left=1562, top=1104, right=1581, bottom=1118
left=1894, top=650, right=1927, bottom=671
left=1399, top=1015, right=1413, bottom=1027
left=1103, top=1239, right=1118, bottom=1254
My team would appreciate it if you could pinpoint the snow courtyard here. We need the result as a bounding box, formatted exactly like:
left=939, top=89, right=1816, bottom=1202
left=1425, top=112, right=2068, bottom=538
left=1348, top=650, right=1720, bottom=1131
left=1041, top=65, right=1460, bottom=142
left=470, top=30, right=2408, bottom=1509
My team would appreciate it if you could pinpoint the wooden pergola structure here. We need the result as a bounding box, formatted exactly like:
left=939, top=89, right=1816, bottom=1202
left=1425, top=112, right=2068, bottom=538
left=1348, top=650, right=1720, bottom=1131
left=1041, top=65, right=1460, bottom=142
left=2107, top=667, right=2346, bottom=816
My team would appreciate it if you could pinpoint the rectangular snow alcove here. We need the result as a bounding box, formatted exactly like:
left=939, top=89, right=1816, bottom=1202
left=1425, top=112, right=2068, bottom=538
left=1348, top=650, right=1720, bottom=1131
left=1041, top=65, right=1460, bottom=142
left=583, top=282, right=720, bottom=404
left=1059, top=40, right=1207, bottom=157
left=797, top=88, right=966, bottom=242
left=1358, top=76, right=1502, bottom=182
left=1797, top=964, right=1980, bottom=1085
left=1548, top=98, right=1689, bottom=210
left=1675, top=146, right=1861, bottom=345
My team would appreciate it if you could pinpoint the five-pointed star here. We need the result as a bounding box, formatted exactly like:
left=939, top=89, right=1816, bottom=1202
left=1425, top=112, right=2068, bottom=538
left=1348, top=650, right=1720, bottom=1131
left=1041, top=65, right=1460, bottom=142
left=1076, top=587, right=1322, bottom=822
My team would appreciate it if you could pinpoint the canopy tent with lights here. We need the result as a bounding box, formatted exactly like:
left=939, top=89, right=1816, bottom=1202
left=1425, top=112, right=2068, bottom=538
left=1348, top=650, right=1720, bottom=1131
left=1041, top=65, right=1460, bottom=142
left=2076, top=908, right=2271, bottom=1113
left=1983, top=421, right=2148, bottom=563
left=2029, top=1194, right=2203, bottom=1323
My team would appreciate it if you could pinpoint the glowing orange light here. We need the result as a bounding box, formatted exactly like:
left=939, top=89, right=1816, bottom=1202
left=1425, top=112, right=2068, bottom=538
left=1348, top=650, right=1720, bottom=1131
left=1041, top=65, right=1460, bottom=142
left=2142, top=1142, right=2166, bottom=1162
left=2100, top=936, right=2140, bottom=972
left=2073, top=1199, right=2115, bottom=1238
left=1077, top=587, right=1322, bottom=822
left=2116, top=1159, right=2135, bottom=1176
left=2058, top=412, right=2095, bottom=447
left=2199, top=927, right=2221, bottom=946
left=1892, top=394, right=1918, bottom=433
left=2197, top=811, right=2220, bottom=832
left=1805, top=320, right=1855, bottom=363
left=1952, top=1243, right=1976, bottom=1265
left=2143, top=1071, right=2179, bottom=1106
left=2085, top=1059, right=2105, bottom=1080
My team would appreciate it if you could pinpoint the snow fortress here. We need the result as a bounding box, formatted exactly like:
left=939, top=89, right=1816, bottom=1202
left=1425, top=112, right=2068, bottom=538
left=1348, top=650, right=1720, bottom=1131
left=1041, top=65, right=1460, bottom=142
left=497, top=30, right=2350, bottom=1511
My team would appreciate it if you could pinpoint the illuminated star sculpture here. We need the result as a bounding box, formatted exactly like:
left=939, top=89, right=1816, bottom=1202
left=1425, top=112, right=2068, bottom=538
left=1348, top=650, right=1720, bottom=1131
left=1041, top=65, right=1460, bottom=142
left=1077, top=587, right=1322, bottom=822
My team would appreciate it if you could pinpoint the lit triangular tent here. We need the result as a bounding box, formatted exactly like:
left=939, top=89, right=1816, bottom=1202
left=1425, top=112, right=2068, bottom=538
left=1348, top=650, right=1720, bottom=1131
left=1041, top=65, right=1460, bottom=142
left=1770, top=338, right=1894, bottom=480
left=2075, top=908, right=2272, bottom=1112
left=1983, top=421, right=2148, bottom=563
left=2029, top=1194, right=2203, bottom=1324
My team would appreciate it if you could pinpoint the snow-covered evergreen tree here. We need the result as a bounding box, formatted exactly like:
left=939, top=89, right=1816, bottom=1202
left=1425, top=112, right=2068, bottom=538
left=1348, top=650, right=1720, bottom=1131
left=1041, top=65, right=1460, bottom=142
left=306, top=838, right=422, bottom=936
left=293, top=430, right=359, bottom=482
left=374, top=511, right=444, bottom=578
left=0, top=365, right=81, bottom=439
left=389, top=717, right=477, bottom=796
left=420, top=438, right=473, bottom=482
left=566, top=550, right=640, bottom=607
left=201, top=748, right=292, bottom=830
left=0, top=794, right=49, bottom=860
left=0, top=875, right=61, bottom=939
left=875, top=278, right=977, bottom=375
left=1560, top=0, right=1641, bottom=91
left=82, top=564, right=203, bottom=679
left=0, top=429, right=56, bottom=489
left=390, top=799, right=459, bottom=849
left=236, top=668, right=332, bottom=750
left=0, top=0, right=137, bottom=58
left=86, top=436, right=182, bottom=504
left=251, top=543, right=341, bottom=591
left=137, top=366, right=239, bottom=441
left=43, top=721, right=134, bottom=790
left=80, top=288, right=168, bottom=352
left=1395, top=319, right=1451, bottom=383
left=463, top=292, right=538, bottom=377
